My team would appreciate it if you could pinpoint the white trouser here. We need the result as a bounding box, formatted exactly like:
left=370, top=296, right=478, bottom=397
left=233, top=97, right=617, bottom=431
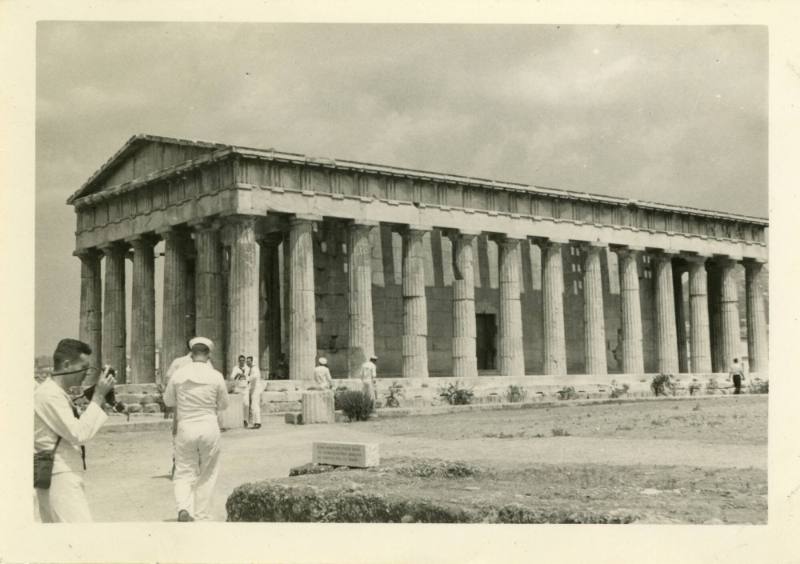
left=36, top=471, right=92, bottom=523
left=173, top=417, right=221, bottom=521
left=249, top=388, right=263, bottom=425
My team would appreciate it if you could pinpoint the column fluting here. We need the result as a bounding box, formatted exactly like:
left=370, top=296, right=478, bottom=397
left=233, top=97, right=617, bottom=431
left=745, top=260, right=768, bottom=373
left=77, top=248, right=103, bottom=369
left=654, top=252, right=679, bottom=374
left=130, top=235, right=157, bottom=384
left=688, top=256, right=712, bottom=373
left=673, top=263, right=689, bottom=373
left=719, top=258, right=741, bottom=370
left=348, top=221, right=376, bottom=379
left=498, top=236, right=525, bottom=377
left=402, top=227, right=429, bottom=379
left=101, top=243, right=127, bottom=383
left=617, top=247, right=644, bottom=374
left=259, top=234, right=282, bottom=376
left=583, top=243, right=607, bottom=375
left=541, top=240, right=567, bottom=375
left=450, top=231, right=478, bottom=379
left=160, top=228, right=189, bottom=381
left=289, top=216, right=317, bottom=380
left=226, top=216, right=261, bottom=371
left=194, top=222, right=226, bottom=369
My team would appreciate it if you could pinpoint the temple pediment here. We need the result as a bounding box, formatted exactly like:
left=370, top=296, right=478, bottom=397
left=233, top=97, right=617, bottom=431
left=66, top=134, right=226, bottom=204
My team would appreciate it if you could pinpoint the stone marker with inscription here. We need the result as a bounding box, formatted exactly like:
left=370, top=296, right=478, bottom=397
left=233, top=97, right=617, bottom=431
left=312, top=441, right=380, bottom=468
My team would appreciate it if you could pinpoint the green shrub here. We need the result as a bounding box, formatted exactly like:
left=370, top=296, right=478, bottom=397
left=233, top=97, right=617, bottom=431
left=335, top=390, right=374, bottom=421
left=384, top=383, right=404, bottom=408
left=650, top=374, right=675, bottom=397
left=557, top=386, right=578, bottom=400
left=748, top=378, right=769, bottom=394
left=439, top=381, right=474, bottom=405
left=505, top=385, right=527, bottom=403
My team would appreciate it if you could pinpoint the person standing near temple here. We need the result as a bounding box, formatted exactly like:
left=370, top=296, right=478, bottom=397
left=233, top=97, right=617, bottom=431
left=229, top=355, right=249, bottom=427
left=34, top=338, right=115, bottom=522
left=246, top=356, right=264, bottom=429
left=312, top=357, right=333, bottom=390
left=729, top=357, right=746, bottom=395
left=359, top=355, right=378, bottom=402
left=163, top=337, right=228, bottom=522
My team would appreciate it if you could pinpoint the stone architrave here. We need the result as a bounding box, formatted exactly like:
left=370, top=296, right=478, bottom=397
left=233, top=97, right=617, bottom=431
left=450, top=230, right=479, bottom=379
left=348, top=221, right=377, bottom=379
left=101, top=243, right=127, bottom=383
left=160, top=228, right=190, bottom=379
left=498, top=236, right=525, bottom=377
left=582, top=243, right=607, bottom=375
left=745, top=260, right=768, bottom=373
left=540, top=239, right=567, bottom=375
left=193, top=222, right=226, bottom=369
left=402, top=226, right=430, bottom=379
left=687, top=256, right=712, bottom=373
left=259, top=234, right=282, bottom=376
left=225, top=216, right=260, bottom=369
left=616, top=247, right=644, bottom=374
left=653, top=252, right=679, bottom=374
left=289, top=215, right=318, bottom=381
left=719, top=258, right=741, bottom=370
left=76, top=248, right=103, bottom=369
left=673, top=263, right=689, bottom=373
left=129, top=235, right=157, bottom=383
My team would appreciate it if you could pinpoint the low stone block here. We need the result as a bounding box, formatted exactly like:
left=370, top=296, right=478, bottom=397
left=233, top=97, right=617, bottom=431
left=302, top=391, right=335, bottom=424
left=142, top=403, right=161, bottom=414
left=312, top=441, right=379, bottom=468
left=285, top=412, right=303, bottom=425
left=125, top=403, right=142, bottom=413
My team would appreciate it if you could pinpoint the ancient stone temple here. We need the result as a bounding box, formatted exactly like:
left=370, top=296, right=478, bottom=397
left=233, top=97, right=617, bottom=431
left=68, top=135, right=768, bottom=384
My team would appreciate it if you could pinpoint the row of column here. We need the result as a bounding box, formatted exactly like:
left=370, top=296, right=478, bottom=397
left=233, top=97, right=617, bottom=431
left=77, top=218, right=768, bottom=383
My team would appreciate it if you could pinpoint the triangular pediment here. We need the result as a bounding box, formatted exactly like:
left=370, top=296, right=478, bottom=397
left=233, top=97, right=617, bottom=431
left=67, top=135, right=229, bottom=204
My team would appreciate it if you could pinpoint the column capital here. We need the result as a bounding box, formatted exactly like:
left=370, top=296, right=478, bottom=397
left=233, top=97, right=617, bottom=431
left=611, top=244, right=645, bottom=257
left=349, top=219, right=380, bottom=228
left=221, top=214, right=258, bottom=228
left=444, top=229, right=481, bottom=244
left=125, top=233, right=159, bottom=248
left=743, top=257, right=767, bottom=270
left=188, top=217, right=223, bottom=232
left=681, top=253, right=710, bottom=265
left=290, top=214, right=323, bottom=225
left=98, top=241, right=129, bottom=256
left=256, top=231, right=283, bottom=246
left=713, top=255, right=742, bottom=267
left=73, top=247, right=103, bottom=259
left=531, top=236, right=568, bottom=249
left=651, top=249, right=679, bottom=263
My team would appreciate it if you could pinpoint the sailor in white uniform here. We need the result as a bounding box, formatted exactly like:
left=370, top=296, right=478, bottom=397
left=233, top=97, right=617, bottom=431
left=163, top=337, right=228, bottom=522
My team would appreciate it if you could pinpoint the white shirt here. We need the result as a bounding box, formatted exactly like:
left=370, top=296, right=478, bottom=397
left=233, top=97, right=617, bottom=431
left=34, top=378, right=108, bottom=474
left=165, top=353, right=213, bottom=384
left=360, top=361, right=377, bottom=382
left=248, top=365, right=263, bottom=393
left=230, top=365, right=250, bottom=394
left=313, top=365, right=333, bottom=389
left=164, top=361, right=229, bottom=424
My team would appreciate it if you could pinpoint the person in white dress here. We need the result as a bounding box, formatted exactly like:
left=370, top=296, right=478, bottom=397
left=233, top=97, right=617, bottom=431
left=34, top=338, right=115, bottom=522
left=163, top=337, right=228, bottom=522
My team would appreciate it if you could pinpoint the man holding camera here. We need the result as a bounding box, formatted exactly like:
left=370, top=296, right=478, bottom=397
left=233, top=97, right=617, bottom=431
left=164, top=337, right=228, bottom=522
left=34, top=338, right=116, bottom=522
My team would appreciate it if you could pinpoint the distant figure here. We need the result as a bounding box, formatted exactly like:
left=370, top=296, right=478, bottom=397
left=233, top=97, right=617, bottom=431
left=359, top=355, right=378, bottom=401
left=246, top=356, right=264, bottom=430
left=229, top=355, right=249, bottom=427
left=312, top=357, right=333, bottom=390
left=272, top=353, right=289, bottom=380
left=163, top=337, right=228, bottom=522
left=729, top=358, right=745, bottom=395
left=34, top=338, right=116, bottom=522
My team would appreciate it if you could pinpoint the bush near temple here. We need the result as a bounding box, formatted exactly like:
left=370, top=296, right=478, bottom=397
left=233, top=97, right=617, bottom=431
left=650, top=374, right=675, bottom=397
left=438, top=381, right=474, bottom=405
left=334, top=390, right=374, bottom=421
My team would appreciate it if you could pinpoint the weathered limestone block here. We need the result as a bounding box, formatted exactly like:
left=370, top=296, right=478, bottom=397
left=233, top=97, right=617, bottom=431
left=312, top=442, right=379, bottom=467
left=143, top=403, right=161, bottom=414
left=285, top=412, right=303, bottom=425
left=218, top=394, right=244, bottom=429
left=302, top=390, right=335, bottom=424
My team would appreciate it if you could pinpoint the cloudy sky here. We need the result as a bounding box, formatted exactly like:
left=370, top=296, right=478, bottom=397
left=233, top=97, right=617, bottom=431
left=35, top=22, right=767, bottom=357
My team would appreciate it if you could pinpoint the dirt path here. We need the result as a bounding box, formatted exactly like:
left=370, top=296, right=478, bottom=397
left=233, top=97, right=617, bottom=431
left=84, top=412, right=765, bottom=522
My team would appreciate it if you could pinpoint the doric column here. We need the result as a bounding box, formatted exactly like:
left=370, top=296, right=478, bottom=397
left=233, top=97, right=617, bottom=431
left=540, top=239, right=567, bottom=375
left=101, top=242, right=127, bottom=383
left=719, top=258, right=742, bottom=370
left=159, top=227, right=190, bottom=380
left=450, top=230, right=479, bottom=379
left=707, top=261, right=723, bottom=372
left=348, top=221, right=377, bottom=379
left=259, top=233, right=282, bottom=376
left=225, top=216, right=260, bottom=370
left=498, top=236, right=525, bottom=377
left=653, top=252, right=679, bottom=374
left=616, top=247, right=644, bottom=374
left=687, top=256, right=712, bottom=373
left=745, top=260, right=768, bottom=373
left=76, top=248, right=103, bottom=369
left=402, top=226, right=430, bottom=379
left=289, top=215, right=318, bottom=380
left=673, top=262, right=689, bottom=373
left=129, top=235, right=157, bottom=384
left=582, top=243, right=607, bottom=375
left=194, top=221, right=226, bottom=369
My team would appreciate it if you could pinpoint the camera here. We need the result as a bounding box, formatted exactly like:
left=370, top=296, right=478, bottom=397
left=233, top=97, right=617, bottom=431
left=83, top=366, right=125, bottom=413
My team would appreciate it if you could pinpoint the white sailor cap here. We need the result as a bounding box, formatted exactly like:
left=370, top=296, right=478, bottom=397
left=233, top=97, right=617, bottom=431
left=318, top=357, right=328, bottom=365
left=189, top=336, right=214, bottom=351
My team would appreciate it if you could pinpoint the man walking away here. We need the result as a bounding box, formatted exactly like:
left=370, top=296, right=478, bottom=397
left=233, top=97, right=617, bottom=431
left=730, top=357, right=745, bottom=395
left=359, top=355, right=378, bottom=402
left=247, top=356, right=265, bottom=429
left=34, top=338, right=115, bottom=522
left=164, top=337, right=228, bottom=522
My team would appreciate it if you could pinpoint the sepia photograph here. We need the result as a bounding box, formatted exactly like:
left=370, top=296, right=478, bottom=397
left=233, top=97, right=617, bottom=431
left=3, top=3, right=799, bottom=562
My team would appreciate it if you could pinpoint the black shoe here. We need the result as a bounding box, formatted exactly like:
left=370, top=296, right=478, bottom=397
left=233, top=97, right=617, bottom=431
left=243, top=420, right=248, bottom=428
left=250, top=424, right=261, bottom=430
left=178, top=510, right=194, bottom=522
